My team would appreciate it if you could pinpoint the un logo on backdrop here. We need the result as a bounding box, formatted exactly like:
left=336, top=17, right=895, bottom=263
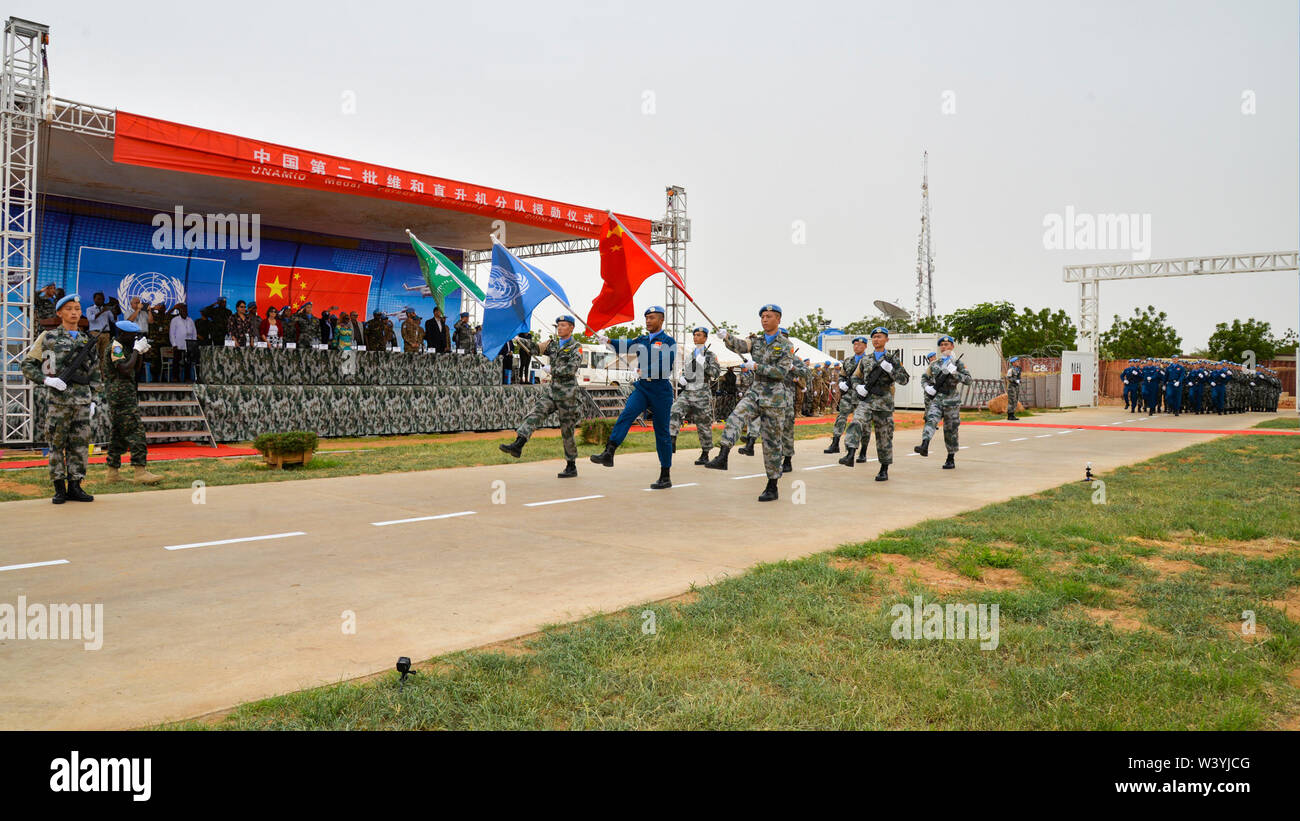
left=118, top=271, right=187, bottom=310
left=485, top=263, right=528, bottom=309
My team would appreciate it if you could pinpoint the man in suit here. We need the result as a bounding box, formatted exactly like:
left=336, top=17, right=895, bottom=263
left=424, top=307, right=451, bottom=353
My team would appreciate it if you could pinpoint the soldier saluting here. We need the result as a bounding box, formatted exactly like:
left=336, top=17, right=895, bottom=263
left=22, top=294, right=101, bottom=503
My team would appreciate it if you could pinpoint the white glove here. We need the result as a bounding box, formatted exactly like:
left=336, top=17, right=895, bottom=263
left=1007, top=369, right=1014, bottom=377
left=1174, top=381, right=1179, bottom=387
left=742, top=361, right=756, bottom=372
left=677, top=375, right=688, bottom=387
left=925, top=385, right=937, bottom=396
left=717, top=329, right=731, bottom=342
left=838, top=381, right=848, bottom=392
left=944, top=362, right=957, bottom=375
left=694, top=354, right=706, bottom=366
left=540, top=364, right=551, bottom=374
left=89, top=402, right=96, bottom=420
left=855, top=384, right=867, bottom=398
left=1146, top=376, right=1151, bottom=381
left=43, top=376, right=67, bottom=391
left=880, top=359, right=893, bottom=373
left=595, top=334, right=610, bottom=346
left=133, top=337, right=151, bottom=354
left=1210, top=381, right=1216, bottom=387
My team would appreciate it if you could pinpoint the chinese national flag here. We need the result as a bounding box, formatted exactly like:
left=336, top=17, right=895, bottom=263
left=588, top=216, right=691, bottom=332
left=254, top=265, right=371, bottom=318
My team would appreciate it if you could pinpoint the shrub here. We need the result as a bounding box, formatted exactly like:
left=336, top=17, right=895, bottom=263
left=252, top=431, right=319, bottom=456
left=580, top=418, right=613, bottom=445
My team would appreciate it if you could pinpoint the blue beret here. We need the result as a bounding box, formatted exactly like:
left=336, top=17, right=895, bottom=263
left=555, top=314, right=576, bottom=325
left=938, top=334, right=955, bottom=345
left=870, top=326, right=889, bottom=336
left=851, top=336, right=868, bottom=345
left=1008, top=356, right=1020, bottom=363
left=759, top=303, right=782, bottom=315
left=644, top=305, right=665, bottom=315
left=691, top=325, right=708, bottom=334
left=115, top=320, right=142, bottom=334
left=924, top=351, right=938, bottom=360
left=460, top=311, right=470, bottom=317
left=779, top=326, right=788, bottom=334
left=55, top=294, right=80, bottom=311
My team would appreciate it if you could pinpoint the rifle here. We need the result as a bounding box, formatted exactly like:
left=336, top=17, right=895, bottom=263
left=853, top=352, right=896, bottom=396
left=56, top=329, right=106, bottom=386
left=933, top=354, right=965, bottom=395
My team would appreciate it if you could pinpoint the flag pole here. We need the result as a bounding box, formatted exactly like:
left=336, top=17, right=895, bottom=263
left=606, top=210, right=720, bottom=331
left=490, top=236, right=598, bottom=337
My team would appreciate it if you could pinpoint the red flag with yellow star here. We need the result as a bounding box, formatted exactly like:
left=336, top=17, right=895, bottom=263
left=254, top=264, right=371, bottom=318
left=588, top=216, right=688, bottom=332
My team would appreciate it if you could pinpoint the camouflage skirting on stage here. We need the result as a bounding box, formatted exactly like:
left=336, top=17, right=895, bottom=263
left=198, top=347, right=501, bottom=387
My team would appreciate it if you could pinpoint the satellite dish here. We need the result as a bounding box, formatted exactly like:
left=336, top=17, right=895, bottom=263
left=874, top=299, right=911, bottom=319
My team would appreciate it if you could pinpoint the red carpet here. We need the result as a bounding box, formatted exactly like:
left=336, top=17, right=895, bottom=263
left=1, top=442, right=259, bottom=470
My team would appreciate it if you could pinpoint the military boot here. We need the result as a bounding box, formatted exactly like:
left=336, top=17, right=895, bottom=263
left=650, top=467, right=672, bottom=490
left=694, top=449, right=710, bottom=466
left=66, top=479, right=94, bottom=502
left=943, top=454, right=955, bottom=470
left=1007, top=412, right=1019, bottom=421
left=856, top=446, right=868, bottom=463
left=705, top=445, right=730, bottom=470
left=758, top=478, right=779, bottom=502
left=914, top=439, right=929, bottom=457
left=875, top=464, right=889, bottom=481
left=106, top=465, right=123, bottom=483
left=589, top=440, right=617, bottom=467
left=838, top=447, right=856, bottom=467
left=52, top=479, right=68, bottom=505
left=738, top=436, right=756, bottom=456
left=498, top=434, right=527, bottom=458
left=557, top=460, right=577, bottom=479
left=781, top=455, right=792, bottom=474
left=823, top=435, right=841, bottom=454
left=133, top=465, right=162, bottom=485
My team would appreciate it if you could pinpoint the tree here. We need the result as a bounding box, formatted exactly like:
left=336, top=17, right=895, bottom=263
left=1274, top=328, right=1298, bottom=357
left=1099, top=305, right=1181, bottom=359
left=946, top=301, right=1016, bottom=359
left=1002, top=307, right=1078, bottom=358
left=842, top=313, right=947, bottom=335
left=577, top=323, right=643, bottom=343
left=1205, top=318, right=1280, bottom=363
left=786, top=308, right=831, bottom=343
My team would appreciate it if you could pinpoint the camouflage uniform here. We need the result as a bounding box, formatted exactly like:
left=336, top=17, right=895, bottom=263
left=1005, top=363, right=1022, bottom=412
left=737, top=368, right=761, bottom=439
left=201, top=301, right=232, bottom=344
left=453, top=319, right=474, bottom=352
left=401, top=315, right=424, bottom=352
left=718, top=333, right=794, bottom=479
left=33, top=291, right=57, bottom=338
left=844, top=351, right=910, bottom=464
left=810, top=369, right=828, bottom=415
left=669, top=345, right=721, bottom=449
left=364, top=317, right=394, bottom=351
left=920, top=356, right=972, bottom=454
left=22, top=328, right=102, bottom=480
left=832, top=354, right=867, bottom=437
left=292, top=307, right=321, bottom=346
left=782, top=357, right=811, bottom=459
left=103, top=335, right=148, bottom=469
left=515, top=336, right=584, bottom=460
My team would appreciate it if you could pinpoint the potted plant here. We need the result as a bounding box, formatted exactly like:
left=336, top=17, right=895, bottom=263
left=252, top=431, right=319, bottom=469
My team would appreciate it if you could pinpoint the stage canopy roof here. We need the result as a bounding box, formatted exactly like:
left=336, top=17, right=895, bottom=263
left=43, top=108, right=653, bottom=251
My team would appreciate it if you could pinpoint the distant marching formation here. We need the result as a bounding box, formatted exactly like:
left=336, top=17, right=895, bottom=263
left=500, top=304, right=979, bottom=503
left=1118, top=358, right=1284, bottom=416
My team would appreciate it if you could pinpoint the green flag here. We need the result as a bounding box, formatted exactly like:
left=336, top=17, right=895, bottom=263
left=406, top=230, right=487, bottom=309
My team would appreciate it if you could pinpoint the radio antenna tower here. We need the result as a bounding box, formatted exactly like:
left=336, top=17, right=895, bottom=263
left=915, top=151, right=935, bottom=320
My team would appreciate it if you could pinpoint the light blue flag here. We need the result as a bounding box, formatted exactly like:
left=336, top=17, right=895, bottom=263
left=481, top=242, right=571, bottom=360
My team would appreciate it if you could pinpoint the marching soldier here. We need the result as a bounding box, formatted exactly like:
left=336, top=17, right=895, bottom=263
left=1005, top=355, right=1023, bottom=420
left=401, top=308, right=424, bottom=352
left=824, top=336, right=869, bottom=454
left=1187, top=360, right=1209, bottom=413
left=705, top=304, right=794, bottom=502
left=1164, top=356, right=1187, bottom=416
left=102, top=319, right=161, bottom=484
left=914, top=335, right=972, bottom=469
left=669, top=325, right=721, bottom=465
left=500, top=315, right=585, bottom=478
left=839, top=327, right=909, bottom=480
left=21, top=294, right=101, bottom=503
left=1120, top=359, right=1142, bottom=412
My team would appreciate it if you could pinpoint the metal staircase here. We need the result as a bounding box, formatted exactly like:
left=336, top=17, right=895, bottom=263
left=137, top=384, right=217, bottom=447
left=582, top=386, right=627, bottom=419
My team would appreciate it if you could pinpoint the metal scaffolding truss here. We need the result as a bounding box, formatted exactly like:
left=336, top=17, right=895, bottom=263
left=1, top=17, right=48, bottom=445
left=1064, top=250, right=1299, bottom=403
left=48, top=96, right=114, bottom=136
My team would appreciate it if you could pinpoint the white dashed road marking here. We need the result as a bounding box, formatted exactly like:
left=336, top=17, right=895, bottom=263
left=164, top=531, right=307, bottom=551
left=802, top=463, right=839, bottom=471
left=524, top=495, right=604, bottom=507
left=1010, top=437, right=1028, bottom=442
left=1035, top=434, right=1053, bottom=438
left=0, top=559, right=69, bottom=573
left=981, top=442, right=1000, bottom=446
left=642, top=483, right=699, bottom=491
left=732, top=473, right=767, bottom=480
left=372, top=510, right=477, bottom=527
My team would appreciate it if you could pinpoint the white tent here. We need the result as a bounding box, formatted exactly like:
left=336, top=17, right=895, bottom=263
left=699, top=335, right=834, bottom=369
left=787, top=336, right=836, bottom=366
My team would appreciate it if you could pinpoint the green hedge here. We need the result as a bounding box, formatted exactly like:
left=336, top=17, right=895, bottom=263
left=252, top=431, right=319, bottom=456
left=579, top=418, right=613, bottom=445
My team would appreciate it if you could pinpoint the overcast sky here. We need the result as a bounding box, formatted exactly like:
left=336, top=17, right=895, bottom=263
left=36, top=0, right=1299, bottom=348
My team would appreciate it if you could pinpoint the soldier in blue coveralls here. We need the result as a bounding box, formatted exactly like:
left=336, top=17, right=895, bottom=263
left=589, top=305, right=677, bottom=489
left=1163, top=356, right=1187, bottom=416
left=1121, top=359, right=1142, bottom=411
left=1209, top=361, right=1232, bottom=414
left=1187, top=361, right=1208, bottom=413
left=1141, top=359, right=1163, bottom=415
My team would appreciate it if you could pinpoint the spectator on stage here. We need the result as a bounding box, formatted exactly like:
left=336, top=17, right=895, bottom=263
left=516, top=331, right=534, bottom=384
left=200, top=296, right=232, bottom=345
left=169, top=303, right=198, bottom=382
left=424, top=307, right=450, bottom=353
left=331, top=311, right=356, bottom=351
left=229, top=300, right=258, bottom=346
left=473, top=324, right=483, bottom=354
left=319, top=307, right=337, bottom=346
left=126, top=296, right=151, bottom=336
left=260, top=306, right=284, bottom=346
left=85, top=292, right=113, bottom=333
left=401, top=308, right=424, bottom=352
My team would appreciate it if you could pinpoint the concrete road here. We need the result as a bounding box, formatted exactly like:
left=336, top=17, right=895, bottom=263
left=0, top=407, right=1282, bottom=729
